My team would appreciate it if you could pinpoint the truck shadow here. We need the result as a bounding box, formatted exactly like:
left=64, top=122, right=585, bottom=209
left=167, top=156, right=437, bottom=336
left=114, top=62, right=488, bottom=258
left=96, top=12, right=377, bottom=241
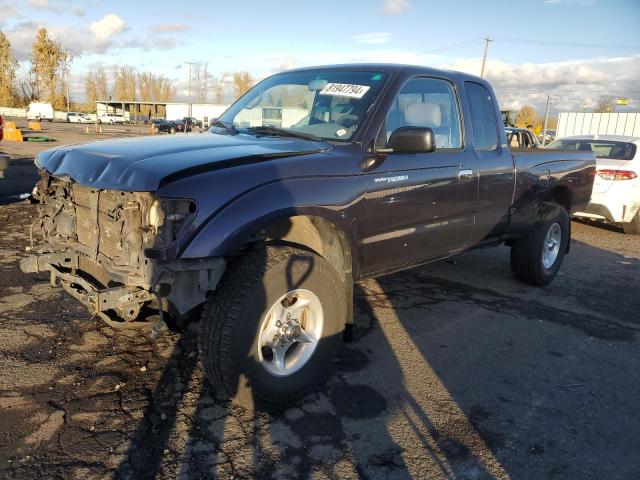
left=115, top=236, right=639, bottom=478
left=115, top=248, right=506, bottom=478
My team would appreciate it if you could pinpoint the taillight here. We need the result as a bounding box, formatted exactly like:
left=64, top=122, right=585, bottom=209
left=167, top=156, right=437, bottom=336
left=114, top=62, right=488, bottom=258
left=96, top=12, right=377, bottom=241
left=596, top=169, right=638, bottom=181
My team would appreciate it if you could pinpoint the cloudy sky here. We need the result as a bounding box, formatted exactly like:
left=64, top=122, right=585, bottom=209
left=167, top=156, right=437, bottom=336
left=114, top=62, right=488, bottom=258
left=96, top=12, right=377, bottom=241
left=1, top=0, right=639, bottom=113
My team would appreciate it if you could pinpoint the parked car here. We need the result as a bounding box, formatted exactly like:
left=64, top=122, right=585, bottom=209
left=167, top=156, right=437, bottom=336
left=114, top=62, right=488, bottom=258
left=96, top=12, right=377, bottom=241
left=21, top=64, right=595, bottom=407
left=505, top=127, right=541, bottom=148
left=183, top=117, right=203, bottom=129
left=547, top=135, right=640, bottom=234
left=0, top=114, right=3, bottom=141
left=538, top=129, right=556, bottom=143
left=26, top=102, right=54, bottom=122
left=66, top=112, right=92, bottom=123
left=152, top=119, right=190, bottom=134
left=97, top=114, right=127, bottom=124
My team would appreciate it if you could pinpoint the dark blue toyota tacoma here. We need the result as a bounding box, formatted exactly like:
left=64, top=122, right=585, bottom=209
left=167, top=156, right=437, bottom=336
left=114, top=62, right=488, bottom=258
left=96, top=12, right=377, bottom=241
left=20, top=65, right=595, bottom=406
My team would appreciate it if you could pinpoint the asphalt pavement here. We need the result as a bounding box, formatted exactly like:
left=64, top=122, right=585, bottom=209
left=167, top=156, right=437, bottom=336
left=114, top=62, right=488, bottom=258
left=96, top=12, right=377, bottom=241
left=0, top=199, right=638, bottom=479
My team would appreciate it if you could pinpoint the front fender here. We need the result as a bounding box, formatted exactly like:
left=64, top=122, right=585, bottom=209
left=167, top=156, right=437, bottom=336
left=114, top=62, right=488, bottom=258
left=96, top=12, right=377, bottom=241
left=179, top=175, right=366, bottom=265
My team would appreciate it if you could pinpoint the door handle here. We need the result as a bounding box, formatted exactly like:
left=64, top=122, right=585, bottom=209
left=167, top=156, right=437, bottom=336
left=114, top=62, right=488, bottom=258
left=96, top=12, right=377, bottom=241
left=459, top=169, right=474, bottom=179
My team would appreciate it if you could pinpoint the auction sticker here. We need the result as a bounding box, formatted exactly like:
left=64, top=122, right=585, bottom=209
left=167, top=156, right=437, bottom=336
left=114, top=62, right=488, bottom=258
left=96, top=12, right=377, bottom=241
left=319, top=83, right=370, bottom=99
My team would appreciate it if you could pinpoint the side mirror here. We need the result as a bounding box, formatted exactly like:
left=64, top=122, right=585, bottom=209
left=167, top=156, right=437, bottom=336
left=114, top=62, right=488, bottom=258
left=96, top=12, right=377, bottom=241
left=386, top=127, right=436, bottom=154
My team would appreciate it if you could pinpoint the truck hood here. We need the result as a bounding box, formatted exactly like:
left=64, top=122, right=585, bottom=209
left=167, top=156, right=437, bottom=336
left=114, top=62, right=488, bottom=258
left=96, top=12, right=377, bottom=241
left=35, top=132, right=329, bottom=191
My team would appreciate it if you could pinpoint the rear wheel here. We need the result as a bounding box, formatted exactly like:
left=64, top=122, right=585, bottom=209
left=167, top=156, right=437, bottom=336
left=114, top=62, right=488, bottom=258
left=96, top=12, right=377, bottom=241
left=199, top=246, right=346, bottom=408
left=622, top=210, right=640, bottom=234
left=510, top=202, right=569, bottom=286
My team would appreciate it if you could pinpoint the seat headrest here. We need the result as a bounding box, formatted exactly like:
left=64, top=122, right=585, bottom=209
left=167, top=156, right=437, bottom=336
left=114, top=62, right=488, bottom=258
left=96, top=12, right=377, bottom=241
left=405, top=103, right=441, bottom=128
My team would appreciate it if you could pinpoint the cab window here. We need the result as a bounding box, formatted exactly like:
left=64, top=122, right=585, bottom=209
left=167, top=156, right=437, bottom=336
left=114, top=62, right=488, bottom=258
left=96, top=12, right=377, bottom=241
left=466, top=82, right=499, bottom=151
left=385, top=77, right=462, bottom=149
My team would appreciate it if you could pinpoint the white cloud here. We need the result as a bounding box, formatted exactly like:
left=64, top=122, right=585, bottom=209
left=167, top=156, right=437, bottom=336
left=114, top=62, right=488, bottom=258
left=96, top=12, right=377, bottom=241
left=353, top=32, right=392, bottom=45
left=247, top=48, right=639, bottom=113
left=21, top=0, right=85, bottom=15
left=26, top=0, right=49, bottom=7
left=4, top=14, right=129, bottom=61
left=90, top=14, right=127, bottom=43
left=150, top=23, right=189, bottom=34
left=445, top=56, right=640, bottom=112
left=382, top=0, right=411, bottom=15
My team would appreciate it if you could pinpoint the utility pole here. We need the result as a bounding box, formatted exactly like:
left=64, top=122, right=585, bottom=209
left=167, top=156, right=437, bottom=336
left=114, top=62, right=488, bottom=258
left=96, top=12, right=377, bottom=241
left=542, top=94, right=551, bottom=147
left=480, top=37, right=492, bottom=78
left=185, top=62, right=197, bottom=116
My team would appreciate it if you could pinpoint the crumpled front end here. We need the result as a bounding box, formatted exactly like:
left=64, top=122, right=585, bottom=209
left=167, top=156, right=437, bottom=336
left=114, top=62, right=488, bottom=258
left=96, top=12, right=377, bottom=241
left=20, top=171, right=225, bottom=330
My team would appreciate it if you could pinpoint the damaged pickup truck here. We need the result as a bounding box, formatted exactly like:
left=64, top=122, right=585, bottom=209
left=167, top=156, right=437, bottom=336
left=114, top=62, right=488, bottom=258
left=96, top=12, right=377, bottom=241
left=21, top=65, right=596, bottom=406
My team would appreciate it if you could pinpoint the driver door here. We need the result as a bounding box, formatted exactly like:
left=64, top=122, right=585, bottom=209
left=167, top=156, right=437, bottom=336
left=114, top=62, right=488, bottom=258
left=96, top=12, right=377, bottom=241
left=361, top=77, right=478, bottom=275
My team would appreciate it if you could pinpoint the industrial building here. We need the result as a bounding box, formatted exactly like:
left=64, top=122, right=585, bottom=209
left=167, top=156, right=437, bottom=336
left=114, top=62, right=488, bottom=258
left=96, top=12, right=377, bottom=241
left=95, top=100, right=229, bottom=125
left=557, top=112, right=640, bottom=138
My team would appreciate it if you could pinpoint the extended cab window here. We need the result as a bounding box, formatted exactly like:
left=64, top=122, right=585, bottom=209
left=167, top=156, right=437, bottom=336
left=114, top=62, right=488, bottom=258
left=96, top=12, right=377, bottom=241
left=386, top=78, right=462, bottom=149
left=466, top=82, right=499, bottom=151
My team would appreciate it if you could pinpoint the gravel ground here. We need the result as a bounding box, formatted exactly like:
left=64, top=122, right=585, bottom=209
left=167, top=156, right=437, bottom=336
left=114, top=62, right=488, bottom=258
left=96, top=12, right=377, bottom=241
left=0, top=199, right=639, bottom=479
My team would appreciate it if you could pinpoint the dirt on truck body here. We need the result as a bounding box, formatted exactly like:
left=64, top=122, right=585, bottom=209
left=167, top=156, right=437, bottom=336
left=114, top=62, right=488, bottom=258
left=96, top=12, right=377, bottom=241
left=22, top=172, right=225, bottom=330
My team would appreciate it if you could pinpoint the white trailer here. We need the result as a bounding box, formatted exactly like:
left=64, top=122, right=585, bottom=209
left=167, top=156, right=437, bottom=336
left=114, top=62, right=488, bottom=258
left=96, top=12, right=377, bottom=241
left=557, top=112, right=640, bottom=139
left=166, top=103, right=229, bottom=126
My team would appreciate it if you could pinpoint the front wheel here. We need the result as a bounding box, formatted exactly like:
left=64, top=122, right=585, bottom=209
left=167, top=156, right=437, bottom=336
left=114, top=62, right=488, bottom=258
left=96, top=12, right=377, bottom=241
left=169, top=127, right=176, bottom=134
left=510, top=202, right=570, bottom=286
left=199, top=246, right=346, bottom=408
left=622, top=210, right=640, bottom=234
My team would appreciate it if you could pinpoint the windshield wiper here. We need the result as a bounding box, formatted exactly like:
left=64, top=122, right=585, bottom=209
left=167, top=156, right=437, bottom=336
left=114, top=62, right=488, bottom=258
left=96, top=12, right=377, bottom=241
left=210, top=119, right=237, bottom=135
left=245, top=126, right=321, bottom=142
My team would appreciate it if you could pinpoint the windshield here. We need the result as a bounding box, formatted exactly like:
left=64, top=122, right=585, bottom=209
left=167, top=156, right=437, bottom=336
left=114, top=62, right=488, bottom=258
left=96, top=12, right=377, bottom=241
left=547, top=139, right=636, bottom=160
left=216, top=69, right=388, bottom=142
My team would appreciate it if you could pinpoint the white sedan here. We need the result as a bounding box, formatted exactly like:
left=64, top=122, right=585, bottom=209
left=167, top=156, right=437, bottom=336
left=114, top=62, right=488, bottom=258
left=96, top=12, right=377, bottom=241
left=548, top=135, right=640, bottom=234
left=97, top=114, right=126, bottom=124
left=66, top=112, right=92, bottom=123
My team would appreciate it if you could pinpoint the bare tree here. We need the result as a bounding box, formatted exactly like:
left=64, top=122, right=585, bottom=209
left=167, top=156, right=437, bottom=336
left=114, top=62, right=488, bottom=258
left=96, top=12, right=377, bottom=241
left=190, top=62, right=211, bottom=103
left=113, top=66, right=137, bottom=101
left=59, top=49, right=79, bottom=112
left=594, top=98, right=614, bottom=113
left=137, top=71, right=175, bottom=102
left=18, top=64, right=38, bottom=105
left=85, top=65, right=110, bottom=106
left=156, top=76, right=175, bottom=102
left=0, top=31, right=19, bottom=106
left=211, top=75, right=225, bottom=104
left=232, top=71, right=253, bottom=99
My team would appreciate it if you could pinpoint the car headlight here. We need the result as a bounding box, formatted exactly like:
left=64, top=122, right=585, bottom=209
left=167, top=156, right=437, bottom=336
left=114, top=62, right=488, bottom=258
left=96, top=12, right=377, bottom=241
left=148, top=198, right=196, bottom=246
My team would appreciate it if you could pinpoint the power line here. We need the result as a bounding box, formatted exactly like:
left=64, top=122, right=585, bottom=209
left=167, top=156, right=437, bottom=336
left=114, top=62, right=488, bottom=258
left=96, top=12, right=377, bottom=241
left=492, top=36, right=640, bottom=50
left=421, top=38, right=484, bottom=55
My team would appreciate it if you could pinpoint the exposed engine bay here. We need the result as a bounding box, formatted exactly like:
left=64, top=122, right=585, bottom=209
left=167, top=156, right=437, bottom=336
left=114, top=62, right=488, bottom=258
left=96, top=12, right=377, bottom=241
left=20, top=172, right=226, bottom=330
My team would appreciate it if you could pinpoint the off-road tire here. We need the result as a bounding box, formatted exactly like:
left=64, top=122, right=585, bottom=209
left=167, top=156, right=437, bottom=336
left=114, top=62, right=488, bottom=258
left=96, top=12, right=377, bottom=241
left=510, top=202, right=570, bottom=286
left=199, top=246, right=346, bottom=408
left=622, top=211, right=640, bottom=235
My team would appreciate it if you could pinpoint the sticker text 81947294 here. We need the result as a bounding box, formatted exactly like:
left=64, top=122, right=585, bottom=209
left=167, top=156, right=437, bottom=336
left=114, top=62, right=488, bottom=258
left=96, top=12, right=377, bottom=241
left=319, top=83, right=371, bottom=99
